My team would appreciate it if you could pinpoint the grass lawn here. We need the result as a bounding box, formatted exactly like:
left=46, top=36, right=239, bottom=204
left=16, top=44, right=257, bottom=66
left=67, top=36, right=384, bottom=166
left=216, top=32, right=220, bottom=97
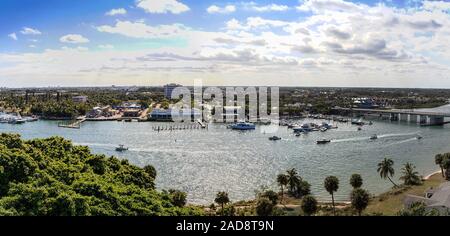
left=365, top=173, right=446, bottom=215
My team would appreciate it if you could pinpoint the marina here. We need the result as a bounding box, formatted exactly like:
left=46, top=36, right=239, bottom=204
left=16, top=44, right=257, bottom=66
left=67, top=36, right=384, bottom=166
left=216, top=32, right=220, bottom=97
left=0, top=110, right=449, bottom=205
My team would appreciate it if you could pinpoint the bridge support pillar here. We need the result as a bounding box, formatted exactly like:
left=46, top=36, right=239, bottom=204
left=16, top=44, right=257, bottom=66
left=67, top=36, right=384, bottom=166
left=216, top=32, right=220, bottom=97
left=428, top=116, right=444, bottom=126
left=408, top=114, right=419, bottom=123
left=399, top=113, right=408, bottom=122
left=390, top=113, right=399, bottom=121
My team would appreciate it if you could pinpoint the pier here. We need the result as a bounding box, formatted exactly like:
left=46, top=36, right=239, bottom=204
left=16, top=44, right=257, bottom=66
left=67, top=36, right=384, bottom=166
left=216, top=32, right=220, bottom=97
left=58, top=117, right=86, bottom=129
left=152, top=123, right=208, bottom=132
left=333, top=107, right=450, bottom=126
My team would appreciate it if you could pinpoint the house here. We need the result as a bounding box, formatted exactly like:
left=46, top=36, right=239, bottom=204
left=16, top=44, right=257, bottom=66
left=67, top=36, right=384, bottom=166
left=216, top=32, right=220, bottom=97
left=403, top=182, right=450, bottom=215
left=123, top=109, right=142, bottom=118
left=148, top=108, right=201, bottom=122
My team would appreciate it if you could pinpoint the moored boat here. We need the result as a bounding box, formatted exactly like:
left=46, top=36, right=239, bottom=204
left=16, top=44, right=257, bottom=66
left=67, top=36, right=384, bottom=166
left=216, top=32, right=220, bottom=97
left=230, top=122, right=256, bottom=130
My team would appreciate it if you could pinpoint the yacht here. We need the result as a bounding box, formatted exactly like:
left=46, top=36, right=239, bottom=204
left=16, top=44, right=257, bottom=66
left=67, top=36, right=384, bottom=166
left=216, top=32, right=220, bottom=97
left=370, top=134, right=378, bottom=140
left=115, top=145, right=129, bottom=152
left=229, top=122, right=256, bottom=130
left=351, top=118, right=365, bottom=126
left=268, top=136, right=282, bottom=141
left=317, top=139, right=331, bottom=144
left=293, top=123, right=313, bottom=133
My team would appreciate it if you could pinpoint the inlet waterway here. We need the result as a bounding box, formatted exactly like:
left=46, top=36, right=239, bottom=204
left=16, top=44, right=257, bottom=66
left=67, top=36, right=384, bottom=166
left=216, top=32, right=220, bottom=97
left=2, top=105, right=450, bottom=205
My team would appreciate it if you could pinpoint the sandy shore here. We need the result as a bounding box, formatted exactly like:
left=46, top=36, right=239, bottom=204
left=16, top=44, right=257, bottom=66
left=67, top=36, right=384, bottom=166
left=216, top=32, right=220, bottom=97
left=424, top=170, right=442, bottom=180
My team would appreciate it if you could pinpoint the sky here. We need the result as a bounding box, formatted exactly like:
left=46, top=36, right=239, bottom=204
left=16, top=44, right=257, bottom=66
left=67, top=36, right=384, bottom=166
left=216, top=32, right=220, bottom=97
left=1, top=0, right=450, bottom=88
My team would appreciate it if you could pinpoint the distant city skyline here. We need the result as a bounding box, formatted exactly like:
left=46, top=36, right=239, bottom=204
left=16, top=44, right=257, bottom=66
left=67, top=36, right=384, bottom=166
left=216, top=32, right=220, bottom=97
left=1, top=0, right=450, bottom=88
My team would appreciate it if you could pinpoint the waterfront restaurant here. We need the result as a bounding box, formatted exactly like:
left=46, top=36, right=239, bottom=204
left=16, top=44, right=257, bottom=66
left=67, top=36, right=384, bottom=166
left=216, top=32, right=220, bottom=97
left=149, top=108, right=201, bottom=122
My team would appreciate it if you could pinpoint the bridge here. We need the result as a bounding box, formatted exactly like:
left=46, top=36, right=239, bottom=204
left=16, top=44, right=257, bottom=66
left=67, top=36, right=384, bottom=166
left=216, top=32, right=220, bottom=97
left=332, top=107, right=450, bottom=126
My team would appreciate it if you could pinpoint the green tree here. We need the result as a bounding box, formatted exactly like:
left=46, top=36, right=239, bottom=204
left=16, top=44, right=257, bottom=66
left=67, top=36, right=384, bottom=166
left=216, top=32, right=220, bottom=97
left=301, top=195, right=318, bottom=216
left=0, top=134, right=203, bottom=216
left=435, top=154, right=445, bottom=178
left=397, top=202, right=440, bottom=216
left=324, top=176, right=339, bottom=216
left=349, top=174, right=363, bottom=189
left=214, top=191, right=230, bottom=216
left=377, top=158, right=398, bottom=187
left=143, top=165, right=157, bottom=179
left=170, top=190, right=187, bottom=207
left=276, top=174, right=289, bottom=204
left=285, top=168, right=310, bottom=198
left=350, top=188, right=370, bottom=216
left=255, top=197, right=274, bottom=216
left=442, top=156, right=450, bottom=180
left=260, top=190, right=279, bottom=205
left=400, top=163, right=421, bottom=186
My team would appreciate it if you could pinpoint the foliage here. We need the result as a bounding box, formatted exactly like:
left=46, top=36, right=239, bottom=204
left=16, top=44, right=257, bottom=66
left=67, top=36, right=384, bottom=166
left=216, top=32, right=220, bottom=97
left=169, top=190, right=187, bottom=207
left=0, top=133, right=202, bottom=216
left=350, top=188, right=370, bottom=216
left=349, top=174, right=363, bottom=189
left=301, top=195, right=318, bottom=216
left=397, top=202, right=441, bottom=216
left=324, top=176, right=339, bottom=215
left=276, top=173, right=289, bottom=203
left=255, top=197, right=274, bottom=216
left=214, top=191, right=230, bottom=215
left=377, top=158, right=398, bottom=187
left=285, top=168, right=311, bottom=198
left=259, top=190, right=279, bottom=205
left=399, top=163, right=421, bottom=186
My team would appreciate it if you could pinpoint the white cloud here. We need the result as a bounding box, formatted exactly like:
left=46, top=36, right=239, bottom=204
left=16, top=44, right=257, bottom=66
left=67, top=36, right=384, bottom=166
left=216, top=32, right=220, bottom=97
left=8, top=33, right=18, bottom=41
left=422, top=1, right=450, bottom=12
left=106, top=8, right=127, bottom=16
left=136, top=0, right=189, bottom=14
left=60, top=34, right=90, bottom=44
left=97, top=21, right=190, bottom=39
left=207, top=5, right=236, bottom=14
left=243, top=3, right=289, bottom=12
left=297, top=0, right=363, bottom=13
left=98, top=44, right=114, bottom=49
left=20, top=27, right=42, bottom=35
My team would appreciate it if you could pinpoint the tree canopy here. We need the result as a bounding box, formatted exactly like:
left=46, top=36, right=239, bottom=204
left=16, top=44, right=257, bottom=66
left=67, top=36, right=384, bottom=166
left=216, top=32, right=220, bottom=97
left=0, top=133, right=202, bottom=216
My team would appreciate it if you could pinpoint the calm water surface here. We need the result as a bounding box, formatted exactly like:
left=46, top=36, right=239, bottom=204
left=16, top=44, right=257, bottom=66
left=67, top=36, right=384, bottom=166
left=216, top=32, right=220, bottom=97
left=2, top=106, right=450, bottom=204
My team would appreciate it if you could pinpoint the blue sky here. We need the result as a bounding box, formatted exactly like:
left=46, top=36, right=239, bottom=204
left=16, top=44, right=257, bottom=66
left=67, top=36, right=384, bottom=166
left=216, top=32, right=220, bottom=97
left=1, top=0, right=450, bottom=87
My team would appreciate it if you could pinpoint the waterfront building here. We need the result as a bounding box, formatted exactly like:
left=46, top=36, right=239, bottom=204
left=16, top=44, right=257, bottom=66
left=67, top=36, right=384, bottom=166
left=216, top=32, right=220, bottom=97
left=164, top=83, right=182, bottom=99
left=87, top=106, right=118, bottom=118
left=115, top=102, right=142, bottom=110
left=149, top=108, right=201, bottom=122
left=123, top=109, right=142, bottom=118
left=352, top=97, right=379, bottom=109
left=72, top=95, right=88, bottom=103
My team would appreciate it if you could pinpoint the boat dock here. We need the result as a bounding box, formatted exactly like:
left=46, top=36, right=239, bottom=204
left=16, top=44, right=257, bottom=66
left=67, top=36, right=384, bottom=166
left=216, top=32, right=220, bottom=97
left=152, top=123, right=208, bottom=132
left=58, top=117, right=86, bottom=129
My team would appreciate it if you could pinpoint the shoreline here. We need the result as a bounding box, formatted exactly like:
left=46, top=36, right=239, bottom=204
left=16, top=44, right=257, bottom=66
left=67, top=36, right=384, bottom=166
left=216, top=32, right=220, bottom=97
left=424, top=170, right=442, bottom=180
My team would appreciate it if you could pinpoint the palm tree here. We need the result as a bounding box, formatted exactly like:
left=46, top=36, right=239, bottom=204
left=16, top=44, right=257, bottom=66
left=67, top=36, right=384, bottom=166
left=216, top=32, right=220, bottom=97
left=350, top=188, right=370, bottom=216
left=276, top=174, right=289, bottom=204
left=286, top=168, right=301, bottom=194
left=442, top=156, right=450, bottom=180
left=324, top=176, right=339, bottom=216
left=349, top=174, right=363, bottom=189
left=400, top=162, right=421, bottom=185
left=214, top=191, right=230, bottom=215
left=435, top=154, right=445, bottom=178
left=377, top=158, right=398, bottom=187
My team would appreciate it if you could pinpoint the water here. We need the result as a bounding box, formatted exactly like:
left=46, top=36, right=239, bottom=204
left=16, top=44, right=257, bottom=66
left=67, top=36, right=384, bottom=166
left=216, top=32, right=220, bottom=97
left=1, top=111, right=450, bottom=205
